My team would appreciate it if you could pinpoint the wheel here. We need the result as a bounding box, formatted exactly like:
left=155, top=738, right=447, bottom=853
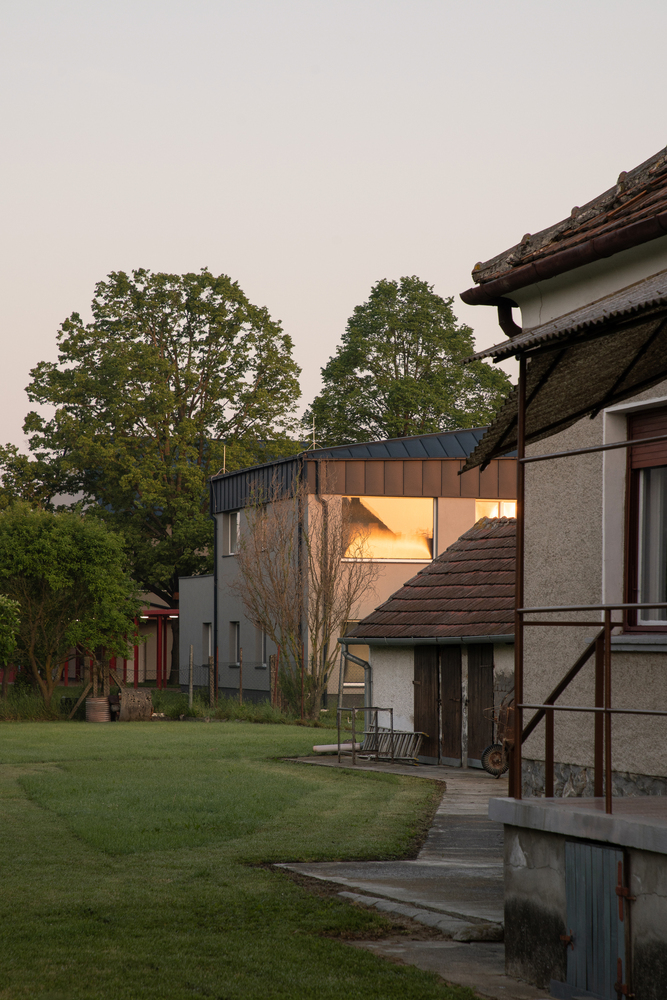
left=481, top=743, right=509, bottom=778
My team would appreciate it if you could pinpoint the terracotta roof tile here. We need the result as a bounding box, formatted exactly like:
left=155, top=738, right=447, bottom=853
left=347, top=517, right=516, bottom=640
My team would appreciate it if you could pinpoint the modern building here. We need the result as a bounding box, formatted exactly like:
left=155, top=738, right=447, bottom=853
left=179, top=428, right=516, bottom=704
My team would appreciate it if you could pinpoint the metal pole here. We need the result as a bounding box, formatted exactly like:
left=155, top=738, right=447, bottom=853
left=594, top=635, right=604, bottom=797
left=239, top=646, right=243, bottom=705
left=188, top=644, right=193, bottom=709
left=156, top=614, right=162, bottom=690
left=513, top=352, right=526, bottom=800
left=390, top=707, right=394, bottom=763
left=351, top=707, right=356, bottom=766
left=133, top=620, right=139, bottom=689
left=337, top=648, right=345, bottom=711
left=275, top=645, right=281, bottom=707
left=300, top=641, right=305, bottom=721
left=208, top=654, right=214, bottom=708
left=604, top=609, right=613, bottom=814
left=545, top=708, right=554, bottom=797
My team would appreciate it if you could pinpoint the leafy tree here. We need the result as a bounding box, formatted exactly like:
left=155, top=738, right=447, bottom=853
left=304, top=276, right=512, bottom=446
left=0, top=595, right=20, bottom=700
left=18, top=268, right=301, bottom=607
left=0, top=504, right=140, bottom=706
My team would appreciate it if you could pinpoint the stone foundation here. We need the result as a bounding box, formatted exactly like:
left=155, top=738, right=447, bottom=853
left=521, top=757, right=667, bottom=799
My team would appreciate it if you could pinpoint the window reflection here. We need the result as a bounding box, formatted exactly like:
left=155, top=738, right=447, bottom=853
left=475, top=499, right=516, bottom=520
left=343, top=496, right=433, bottom=560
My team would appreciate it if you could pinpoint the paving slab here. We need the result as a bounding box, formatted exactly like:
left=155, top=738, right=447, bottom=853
left=348, top=939, right=550, bottom=1000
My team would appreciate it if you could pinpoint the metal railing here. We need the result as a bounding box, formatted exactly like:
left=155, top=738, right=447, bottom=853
left=516, top=602, right=667, bottom=813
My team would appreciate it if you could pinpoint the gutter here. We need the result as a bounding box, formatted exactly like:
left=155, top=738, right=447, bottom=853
left=460, top=212, right=667, bottom=307
left=337, top=635, right=513, bottom=647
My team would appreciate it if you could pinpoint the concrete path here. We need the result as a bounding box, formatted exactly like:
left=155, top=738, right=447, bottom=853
left=281, top=762, right=506, bottom=928
left=281, top=758, right=549, bottom=999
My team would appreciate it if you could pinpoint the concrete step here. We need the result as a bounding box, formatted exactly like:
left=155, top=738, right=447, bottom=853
left=338, top=890, right=503, bottom=942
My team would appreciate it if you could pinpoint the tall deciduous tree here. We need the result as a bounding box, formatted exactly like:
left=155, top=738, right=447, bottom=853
left=304, top=276, right=512, bottom=446
left=0, top=595, right=20, bottom=700
left=20, top=268, right=301, bottom=606
left=0, top=505, right=140, bottom=706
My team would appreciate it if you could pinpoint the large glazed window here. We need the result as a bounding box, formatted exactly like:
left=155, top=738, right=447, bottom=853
left=637, top=466, right=667, bottom=624
left=343, top=496, right=433, bottom=560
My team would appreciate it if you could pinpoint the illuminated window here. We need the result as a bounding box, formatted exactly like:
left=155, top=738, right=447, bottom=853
left=475, top=499, right=516, bottom=520
left=343, top=496, right=434, bottom=560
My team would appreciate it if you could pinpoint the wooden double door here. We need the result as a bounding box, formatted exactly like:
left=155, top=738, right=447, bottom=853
left=413, top=645, right=494, bottom=765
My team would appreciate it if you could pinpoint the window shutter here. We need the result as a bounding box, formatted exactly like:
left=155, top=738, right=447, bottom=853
left=629, top=407, right=667, bottom=469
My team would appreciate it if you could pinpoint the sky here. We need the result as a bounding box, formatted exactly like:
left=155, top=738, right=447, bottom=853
left=2, top=0, right=667, bottom=449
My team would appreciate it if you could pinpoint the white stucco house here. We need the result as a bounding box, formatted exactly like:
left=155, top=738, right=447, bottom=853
left=460, top=144, right=667, bottom=998
left=345, top=516, right=515, bottom=767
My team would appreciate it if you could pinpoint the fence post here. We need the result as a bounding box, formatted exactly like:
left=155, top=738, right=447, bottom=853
left=188, top=644, right=193, bottom=709
left=208, top=654, right=214, bottom=708
left=239, top=647, right=243, bottom=706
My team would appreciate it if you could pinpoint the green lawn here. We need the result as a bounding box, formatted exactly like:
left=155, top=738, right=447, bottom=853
left=0, top=721, right=473, bottom=1000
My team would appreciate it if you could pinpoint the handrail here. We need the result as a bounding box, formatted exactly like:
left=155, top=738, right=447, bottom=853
left=519, top=601, right=667, bottom=613
left=521, top=630, right=603, bottom=743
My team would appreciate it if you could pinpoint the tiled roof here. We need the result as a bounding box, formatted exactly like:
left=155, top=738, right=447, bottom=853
left=472, top=146, right=667, bottom=286
left=347, top=517, right=516, bottom=640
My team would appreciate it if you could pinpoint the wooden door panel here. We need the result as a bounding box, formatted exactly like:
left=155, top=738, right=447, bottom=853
left=413, top=646, right=439, bottom=758
left=467, top=644, right=494, bottom=763
left=440, top=646, right=461, bottom=763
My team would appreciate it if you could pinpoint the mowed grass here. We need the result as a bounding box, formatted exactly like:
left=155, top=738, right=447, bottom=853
left=0, top=722, right=473, bottom=1000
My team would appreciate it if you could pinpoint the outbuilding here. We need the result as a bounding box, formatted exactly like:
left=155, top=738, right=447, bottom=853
left=345, top=516, right=515, bottom=766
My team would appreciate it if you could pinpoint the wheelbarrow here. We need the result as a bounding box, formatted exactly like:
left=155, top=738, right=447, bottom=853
left=480, top=693, right=514, bottom=778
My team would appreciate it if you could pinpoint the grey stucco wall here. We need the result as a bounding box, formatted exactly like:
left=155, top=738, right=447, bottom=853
left=503, top=823, right=667, bottom=998
left=504, top=826, right=567, bottom=988
left=522, top=381, right=667, bottom=780
left=215, top=509, right=273, bottom=698
left=178, top=574, right=214, bottom=688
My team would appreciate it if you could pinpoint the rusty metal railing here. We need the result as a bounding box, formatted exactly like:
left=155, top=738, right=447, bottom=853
left=516, top=602, right=667, bottom=813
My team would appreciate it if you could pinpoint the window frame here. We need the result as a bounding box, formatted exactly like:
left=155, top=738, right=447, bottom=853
left=624, top=405, right=667, bottom=632
left=341, top=495, right=436, bottom=563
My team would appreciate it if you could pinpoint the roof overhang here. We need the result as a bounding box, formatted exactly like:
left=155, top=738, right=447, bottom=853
left=462, top=290, right=667, bottom=472
left=339, top=635, right=514, bottom=646
left=460, top=213, right=667, bottom=306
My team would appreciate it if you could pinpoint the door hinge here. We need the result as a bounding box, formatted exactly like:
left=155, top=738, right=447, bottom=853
left=559, top=930, right=574, bottom=950
left=614, top=957, right=634, bottom=997
left=615, top=861, right=636, bottom=920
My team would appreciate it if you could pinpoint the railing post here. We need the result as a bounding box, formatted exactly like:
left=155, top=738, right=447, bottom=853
left=513, top=352, right=526, bottom=799
left=594, top=634, right=604, bottom=797
left=604, top=609, right=613, bottom=814
left=351, top=708, right=356, bottom=766
left=545, top=707, right=554, bottom=797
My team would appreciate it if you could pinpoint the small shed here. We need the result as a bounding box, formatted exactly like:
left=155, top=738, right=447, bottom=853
left=345, top=517, right=515, bottom=765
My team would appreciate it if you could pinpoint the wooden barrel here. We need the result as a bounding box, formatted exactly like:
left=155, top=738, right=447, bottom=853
left=86, top=697, right=111, bottom=723
left=118, top=689, right=152, bottom=722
